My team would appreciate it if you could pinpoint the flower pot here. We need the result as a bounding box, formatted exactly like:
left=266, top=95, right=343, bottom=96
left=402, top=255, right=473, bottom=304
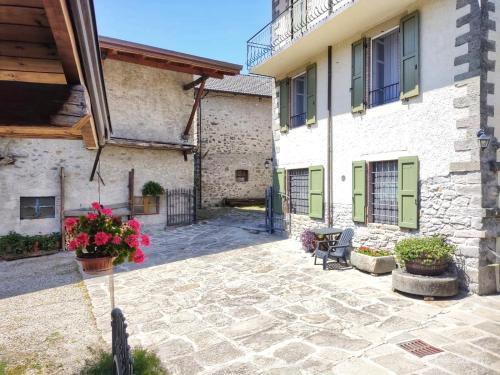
left=76, top=256, right=116, bottom=275
left=404, top=259, right=449, bottom=276
left=351, top=252, right=397, bottom=275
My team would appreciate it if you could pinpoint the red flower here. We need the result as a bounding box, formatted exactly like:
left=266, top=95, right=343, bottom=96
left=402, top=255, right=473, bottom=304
left=68, top=239, right=79, bottom=251
left=141, top=234, right=150, bottom=247
left=133, top=248, right=144, bottom=264
left=91, top=201, right=101, bottom=210
left=127, top=219, right=140, bottom=233
left=76, top=232, right=89, bottom=247
left=64, top=217, right=78, bottom=232
left=86, top=213, right=98, bottom=221
left=94, top=232, right=111, bottom=246
left=112, top=236, right=122, bottom=245
left=101, top=208, right=113, bottom=217
left=125, top=234, right=140, bottom=249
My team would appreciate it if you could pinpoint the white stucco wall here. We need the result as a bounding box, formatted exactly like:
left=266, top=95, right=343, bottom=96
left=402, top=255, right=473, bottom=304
left=0, top=61, right=195, bottom=235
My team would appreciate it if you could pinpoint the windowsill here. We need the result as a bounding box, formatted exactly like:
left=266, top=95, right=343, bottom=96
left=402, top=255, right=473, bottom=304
left=366, top=222, right=400, bottom=230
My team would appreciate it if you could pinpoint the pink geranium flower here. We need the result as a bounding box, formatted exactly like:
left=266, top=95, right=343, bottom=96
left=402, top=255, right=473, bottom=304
left=86, top=213, right=98, bottom=221
left=76, top=232, right=89, bottom=247
left=126, top=234, right=140, bottom=249
left=91, top=201, right=101, bottom=210
left=127, top=219, right=140, bottom=233
left=112, top=236, right=122, bottom=245
left=68, top=239, right=79, bottom=251
left=100, top=208, right=113, bottom=217
left=64, top=217, right=78, bottom=232
left=94, top=232, right=111, bottom=246
left=133, top=248, right=144, bottom=264
left=141, top=234, right=150, bottom=247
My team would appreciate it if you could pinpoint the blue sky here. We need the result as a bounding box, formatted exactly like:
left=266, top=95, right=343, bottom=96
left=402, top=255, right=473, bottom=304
left=94, top=0, right=270, bottom=73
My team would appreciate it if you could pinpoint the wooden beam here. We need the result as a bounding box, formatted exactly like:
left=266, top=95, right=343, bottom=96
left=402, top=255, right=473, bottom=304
left=0, top=41, right=58, bottom=59
left=0, top=5, right=49, bottom=26
left=0, top=0, right=43, bottom=7
left=0, top=24, right=53, bottom=43
left=0, top=69, right=65, bottom=84
left=0, top=56, right=63, bottom=73
left=43, top=0, right=82, bottom=84
left=79, top=116, right=98, bottom=149
left=0, top=125, right=81, bottom=139
left=183, top=77, right=206, bottom=138
left=107, top=137, right=195, bottom=152
left=183, top=75, right=208, bottom=91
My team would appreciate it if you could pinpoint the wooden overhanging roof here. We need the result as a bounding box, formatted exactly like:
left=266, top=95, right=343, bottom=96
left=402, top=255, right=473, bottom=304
left=0, top=0, right=111, bottom=149
left=99, top=36, right=242, bottom=79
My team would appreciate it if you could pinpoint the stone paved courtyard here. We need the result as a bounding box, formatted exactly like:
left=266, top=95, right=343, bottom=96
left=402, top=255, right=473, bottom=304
left=83, top=222, right=500, bottom=375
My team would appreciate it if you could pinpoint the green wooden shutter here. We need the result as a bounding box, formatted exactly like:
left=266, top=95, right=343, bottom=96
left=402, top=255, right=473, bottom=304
left=352, top=161, right=366, bottom=222
left=306, top=63, right=317, bottom=126
left=279, top=79, right=290, bottom=133
left=351, top=39, right=365, bottom=113
left=308, top=165, right=324, bottom=219
left=400, top=12, right=420, bottom=100
left=398, top=156, right=419, bottom=229
left=273, top=168, right=285, bottom=214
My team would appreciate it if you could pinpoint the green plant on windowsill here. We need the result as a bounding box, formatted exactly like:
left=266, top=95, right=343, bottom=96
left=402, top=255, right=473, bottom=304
left=141, top=181, right=165, bottom=196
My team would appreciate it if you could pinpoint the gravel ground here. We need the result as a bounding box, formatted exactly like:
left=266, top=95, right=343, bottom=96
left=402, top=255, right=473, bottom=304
left=0, top=252, right=103, bottom=375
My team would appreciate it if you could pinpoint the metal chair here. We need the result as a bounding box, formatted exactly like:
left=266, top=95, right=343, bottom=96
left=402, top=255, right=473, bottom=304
left=314, top=228, right=354, bottom=270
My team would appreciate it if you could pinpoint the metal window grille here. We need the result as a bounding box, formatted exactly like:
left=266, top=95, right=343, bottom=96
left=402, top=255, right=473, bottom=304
left=289, top=169, right=309, bottom=215
left=371, top=161, right=398, bottom=225
left=235, top=170, right=249, bottom=182
left=20, top=197, right=55, bottom=220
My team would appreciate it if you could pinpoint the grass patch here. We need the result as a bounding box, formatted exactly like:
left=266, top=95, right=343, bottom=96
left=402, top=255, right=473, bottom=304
left=79, top=348, right=168, bottom=375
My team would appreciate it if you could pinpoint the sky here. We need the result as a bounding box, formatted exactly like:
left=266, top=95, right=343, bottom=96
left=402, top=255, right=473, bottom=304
left=94, top=0, right=270, bottom=73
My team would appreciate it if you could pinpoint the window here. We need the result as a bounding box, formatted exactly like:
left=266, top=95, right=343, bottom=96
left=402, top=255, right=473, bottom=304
left=20, top=197, right=55, bottom=220
left=291, top=73, right=306, bottom=128
left=370, top=161, right=398, bottom=225
left=235, top=170, right=249, bottom=182
left=370, top=28, right=400, bottom=107
left=289, top=168, right=309, bottom=214
left=134, top=196, right=159, bottom=215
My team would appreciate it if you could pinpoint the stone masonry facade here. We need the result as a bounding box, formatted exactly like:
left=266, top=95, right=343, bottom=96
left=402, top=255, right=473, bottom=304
left=197, top=91, right=272, bottom=207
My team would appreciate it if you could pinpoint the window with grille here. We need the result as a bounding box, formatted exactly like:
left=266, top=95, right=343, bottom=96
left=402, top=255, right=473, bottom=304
left=289, top=168, right=309, bottom=215
left=370, top=161, right=398, bottom=225
left=235, top=170, right=249, bottom=182
left=20, top=197, right=55, bottom=220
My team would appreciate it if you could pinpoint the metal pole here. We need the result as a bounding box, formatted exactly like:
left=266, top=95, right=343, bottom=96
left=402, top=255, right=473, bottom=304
left=109, top=268, right=115, bottom=310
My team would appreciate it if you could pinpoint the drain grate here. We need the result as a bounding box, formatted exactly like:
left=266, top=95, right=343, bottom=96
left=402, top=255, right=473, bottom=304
left=397, top=339, right=443, bottom=358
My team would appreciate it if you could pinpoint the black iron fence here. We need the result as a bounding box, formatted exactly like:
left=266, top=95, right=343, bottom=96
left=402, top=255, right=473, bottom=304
left=369, top=82, right=400, bottom=108
left=111, top=308, right=133, bottom=375
left=166, top=188, right=196, bottom=226
left=247, top=0, right=354, bottom=69
left=265, top=186, right=290, bottom=234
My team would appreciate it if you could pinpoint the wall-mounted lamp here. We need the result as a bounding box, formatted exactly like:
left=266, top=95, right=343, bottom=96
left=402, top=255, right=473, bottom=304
left=264, top=158, right=273, bottom=169
left=477, top=129, right=491, bottom=150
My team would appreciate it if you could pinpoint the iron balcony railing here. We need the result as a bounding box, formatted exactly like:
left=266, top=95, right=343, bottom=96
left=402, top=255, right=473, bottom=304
left=369, top=82, right=400, bottom=108
left=247, top=0, right=354, bottom=69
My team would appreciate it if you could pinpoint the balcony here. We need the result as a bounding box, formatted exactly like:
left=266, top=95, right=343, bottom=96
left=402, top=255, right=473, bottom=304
left=247, top=0, right=418, bottom=76
left=247, top=0, right=352, bottom=69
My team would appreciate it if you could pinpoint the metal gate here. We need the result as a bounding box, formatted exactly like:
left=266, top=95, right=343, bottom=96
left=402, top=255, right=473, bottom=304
left=166, top=188, right=196, bottom=226
left=265, top=186, right=290, bottom=234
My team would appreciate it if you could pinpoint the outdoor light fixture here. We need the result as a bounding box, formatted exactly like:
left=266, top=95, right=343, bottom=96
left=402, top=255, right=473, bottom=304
left=264, top=158, right=273, bottom=169
left=477, top=129, right=491, bottom=150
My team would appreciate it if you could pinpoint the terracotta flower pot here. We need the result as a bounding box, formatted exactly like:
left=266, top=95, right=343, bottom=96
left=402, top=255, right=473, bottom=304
left=77, top=256, right=116, bottom=275
left=404, top=259, right=449, bottom=276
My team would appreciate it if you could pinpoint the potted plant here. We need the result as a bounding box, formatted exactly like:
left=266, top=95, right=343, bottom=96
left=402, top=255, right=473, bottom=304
left=395, top=236, right=456, bottom=276
left=351, top=246, right=397, bottom=275
left=300, top=230, right=317, bottom=253
left=141, top=181, right=165, bottom=214
left=65, top=202, right=150, bottom=275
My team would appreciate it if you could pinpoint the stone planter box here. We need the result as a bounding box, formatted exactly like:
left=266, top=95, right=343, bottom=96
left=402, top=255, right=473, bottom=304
left=392, top=268, right=459, bottom=298
left=351, top=251, right=397, bottom=275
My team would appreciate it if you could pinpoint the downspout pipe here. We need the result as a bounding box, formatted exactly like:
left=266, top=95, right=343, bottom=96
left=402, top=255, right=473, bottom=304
left=327, top=46, right=333, bottom=226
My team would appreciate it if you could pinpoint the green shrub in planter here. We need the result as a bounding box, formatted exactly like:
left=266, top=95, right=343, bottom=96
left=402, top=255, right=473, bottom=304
left=142, top=181, right=165, bottom=196
left=395, top=236, right=456, bottom=275
left=0, top=232, right=60, bottom=259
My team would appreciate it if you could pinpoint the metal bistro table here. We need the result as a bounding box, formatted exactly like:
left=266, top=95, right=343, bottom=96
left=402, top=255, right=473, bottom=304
left=311, top=227, right=343, bottom=256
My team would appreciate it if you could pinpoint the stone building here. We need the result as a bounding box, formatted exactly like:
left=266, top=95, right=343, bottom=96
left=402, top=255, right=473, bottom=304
left=248, top=0, right=499, bottom=294
left=195, top=75, right=273, bottom=207
left=0, top=36, right=240, bottom=234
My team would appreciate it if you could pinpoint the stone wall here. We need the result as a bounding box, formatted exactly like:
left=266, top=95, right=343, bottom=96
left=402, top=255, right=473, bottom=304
left=197, top=91, right=272, bottom=207
left=0, top=61, right=195, bottom=235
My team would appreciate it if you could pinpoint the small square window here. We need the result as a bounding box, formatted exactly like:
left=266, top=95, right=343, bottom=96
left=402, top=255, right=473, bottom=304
left=20, top=197, right=55, bottom=220
left=235, top=170, right=249, bottom=182
left=134, top=196, right=159, bottom=215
